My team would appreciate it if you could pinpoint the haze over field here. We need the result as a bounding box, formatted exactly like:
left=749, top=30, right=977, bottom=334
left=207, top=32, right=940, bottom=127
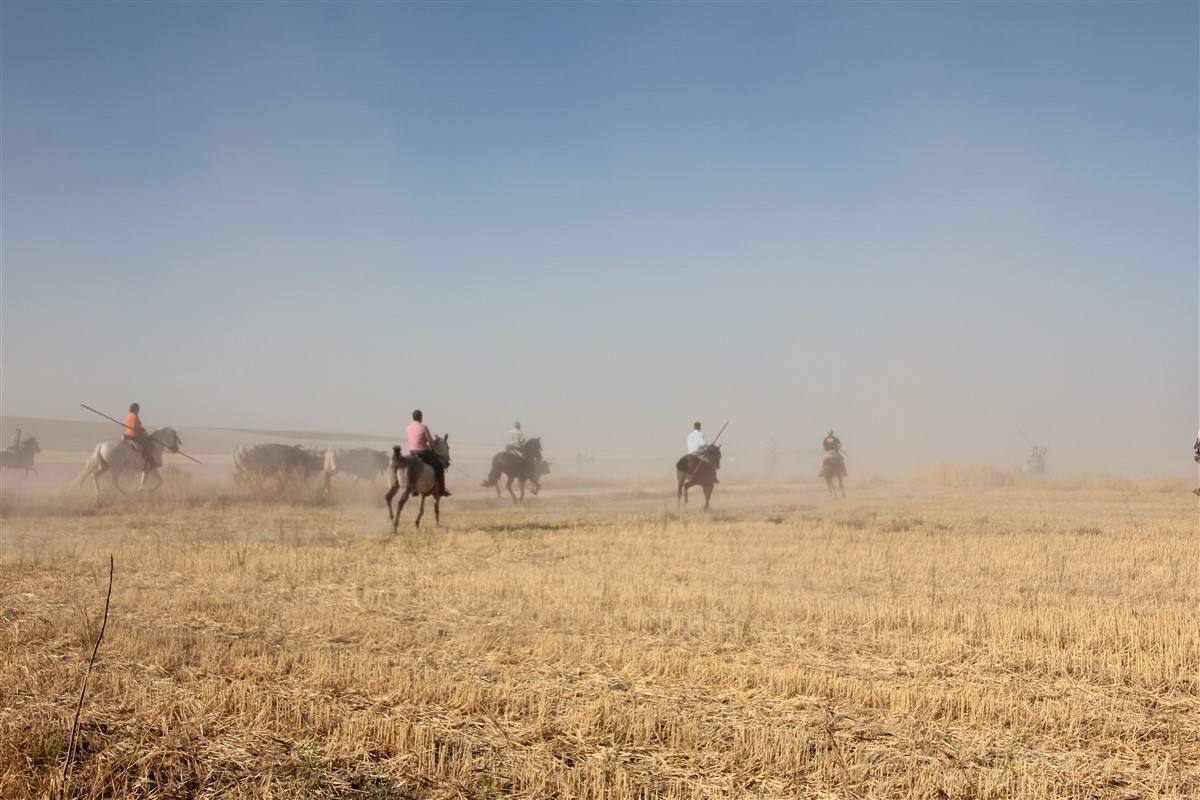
left=2, top=2, right=1196, bottom=477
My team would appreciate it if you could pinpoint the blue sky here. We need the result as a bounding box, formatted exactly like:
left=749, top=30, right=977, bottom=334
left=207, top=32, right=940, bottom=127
left=2, top=2, right=1196, bottom=474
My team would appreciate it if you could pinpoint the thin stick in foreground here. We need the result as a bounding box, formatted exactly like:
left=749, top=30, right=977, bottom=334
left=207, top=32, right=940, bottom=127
left=62, top=554, right=114, bottom=794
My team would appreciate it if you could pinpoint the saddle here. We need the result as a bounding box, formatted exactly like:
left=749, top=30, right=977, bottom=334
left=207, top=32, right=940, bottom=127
left=125, top=436, right=159, bottom=467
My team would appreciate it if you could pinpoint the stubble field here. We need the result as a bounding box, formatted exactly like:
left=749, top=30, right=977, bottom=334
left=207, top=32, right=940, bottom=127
left=1, top=480, right=1197, bottom=799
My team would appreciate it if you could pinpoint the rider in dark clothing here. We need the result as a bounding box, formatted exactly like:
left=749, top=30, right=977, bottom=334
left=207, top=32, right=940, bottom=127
left=822, top=430, right=842, bottom=454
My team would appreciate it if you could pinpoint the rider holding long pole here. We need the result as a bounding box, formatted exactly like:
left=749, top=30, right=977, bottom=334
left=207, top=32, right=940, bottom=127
left=123, top=403, right=155, bottom=469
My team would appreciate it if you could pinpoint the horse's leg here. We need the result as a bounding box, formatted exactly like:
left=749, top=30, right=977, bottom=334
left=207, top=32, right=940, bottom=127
left=111, top=467, right=127, bottom=495
left=676, top=472, right=683, bottom=510
left=839, top=476, right=845, bottom=498
left=506, top=475, right=517, bottom=504
left=703, top=483, right=712, bottom=511
left=433, top=494, right=440, bottom=525
left=415, top=494, right=426, bottom=528
left=518, top=478, right=526, bottom=503
left=385, top=482, right=398, bottom=521
left=393, top=489, right=412, bottom=532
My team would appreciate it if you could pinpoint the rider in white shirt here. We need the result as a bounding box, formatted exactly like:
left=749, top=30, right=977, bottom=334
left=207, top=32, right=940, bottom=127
left=509, top=421, right=526, bottom=448
left=687, top=422, right=707, bottom=454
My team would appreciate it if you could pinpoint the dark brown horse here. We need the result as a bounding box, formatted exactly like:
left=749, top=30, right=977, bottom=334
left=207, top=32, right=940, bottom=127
left=384, top=435, right=450, bottom=531
left=676, top=445, right=722, bottom=510
left=481, top=438, right=545, bottom=503
left=1, top=437, right=40, bottom=476
left=821, top=452, right=846, bottom=497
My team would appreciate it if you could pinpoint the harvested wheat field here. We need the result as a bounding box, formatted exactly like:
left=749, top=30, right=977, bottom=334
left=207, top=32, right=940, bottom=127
left=1, top=481, right=1197, bottom=799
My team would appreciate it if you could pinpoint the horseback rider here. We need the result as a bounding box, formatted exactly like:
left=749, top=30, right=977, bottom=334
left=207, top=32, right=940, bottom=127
left=507, top=421, right=527, bottom=457
left=1028, top=444, right=1047, bottom=469
left=8, top=428, right=21, bottom=449
left=686, top=422, right=718, bottom=483
left=823, top=430, right=842, bottom=454
left=1193, top=429, right=1199, bottom=496
left=123, top=403, right=156, bottom=468
left=407, top=409, right=450, bottom=497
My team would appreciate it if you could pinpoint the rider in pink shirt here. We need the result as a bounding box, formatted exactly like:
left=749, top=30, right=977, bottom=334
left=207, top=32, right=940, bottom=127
left=405, top=410, right=449, bottom=496
left=406, top=418, right=434, bottom=452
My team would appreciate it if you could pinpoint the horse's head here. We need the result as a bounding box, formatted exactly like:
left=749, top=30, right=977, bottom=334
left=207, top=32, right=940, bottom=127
left=152, top=427, right=181, bottom=453
left=524, top=437, right=543, bottom=460
left=26, top=437, right=40, bottom=454
left=433, top=434, right=451, bottom=467
left=707, top=444, right=722, bottom=470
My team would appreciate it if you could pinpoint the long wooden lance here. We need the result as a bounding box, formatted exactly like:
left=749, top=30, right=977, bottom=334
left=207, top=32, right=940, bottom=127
left=710, top=421, right=730, bottom=447
left=79, top=404, right=203, bottom=464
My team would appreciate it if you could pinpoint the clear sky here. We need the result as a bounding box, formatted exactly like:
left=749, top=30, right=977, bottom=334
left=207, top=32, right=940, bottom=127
left=2, top=1, right=1196, bottom=475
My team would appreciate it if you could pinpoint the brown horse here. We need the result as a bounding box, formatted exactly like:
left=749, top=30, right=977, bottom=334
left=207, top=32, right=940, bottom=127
left=481, top=438, right=544, bottom=503
left=384, top=435, right=450, bottom=531
left=821, top=452, right=846, bottom=497
left=1, top=437, right=40, bottom=476
left=676, top=445, right=722, bottom=511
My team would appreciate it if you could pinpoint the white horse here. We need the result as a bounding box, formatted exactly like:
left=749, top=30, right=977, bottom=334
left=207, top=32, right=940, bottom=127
left=76, top=427, right=182, bottom=494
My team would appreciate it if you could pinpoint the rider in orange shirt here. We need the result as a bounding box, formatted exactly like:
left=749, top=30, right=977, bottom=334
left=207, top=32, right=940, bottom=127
left=123, top=403, right=153, bottom=467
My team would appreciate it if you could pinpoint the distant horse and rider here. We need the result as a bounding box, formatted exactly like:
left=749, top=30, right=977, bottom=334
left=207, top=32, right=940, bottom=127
left=676, top=446, right=722, bottom=510
left=385, top=410, right=451, bottom=530
left=76, top=428, right=183, bottom=493
left=1021, top=444, right=1049, bottom=477
left=482, top=423, right=547, bottom=503
left=676, top=421, right=724, bottom=510
left=74, top=403, right=184, bottom=494
left=821, top=430, right=847, bottom=497
left=1, top=430, right=40, bottom=476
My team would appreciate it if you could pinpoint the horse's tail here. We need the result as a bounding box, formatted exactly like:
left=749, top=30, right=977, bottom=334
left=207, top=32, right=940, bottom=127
left=388, top=446, right=405, bottom=489
left=75, top=447, right=103, bottom=487
left=481, top=454, right=504, bottom=487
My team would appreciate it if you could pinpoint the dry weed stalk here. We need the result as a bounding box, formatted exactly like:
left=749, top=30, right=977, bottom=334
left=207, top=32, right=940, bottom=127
left=61, top=554, right=113, bottom=797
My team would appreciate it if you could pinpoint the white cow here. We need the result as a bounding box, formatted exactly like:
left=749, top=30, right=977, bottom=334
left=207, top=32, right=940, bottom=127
left=233, top=443, right=324, bottom=483
left=322, top=447, right=389, bottom=493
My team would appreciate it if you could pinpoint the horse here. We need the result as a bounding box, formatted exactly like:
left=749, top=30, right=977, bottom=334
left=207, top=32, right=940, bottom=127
left=75, top=428, right=182, bottom=495
left=481, top=438, right=544, bottom=503
left=821, top=452, right=846, bottom=497
left=675, top=445, right=722, bottom=511
left=384, top=434, right=450, bottom=531
left=1, top=437, right=41, bottom=476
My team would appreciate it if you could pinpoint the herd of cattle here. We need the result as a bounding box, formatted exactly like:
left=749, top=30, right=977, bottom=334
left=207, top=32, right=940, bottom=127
left=233, top=443, right=389, bottom=493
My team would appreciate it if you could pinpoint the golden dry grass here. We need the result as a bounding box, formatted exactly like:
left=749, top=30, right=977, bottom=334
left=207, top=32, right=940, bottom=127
left=1, top=480, right=1197, bottom=799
